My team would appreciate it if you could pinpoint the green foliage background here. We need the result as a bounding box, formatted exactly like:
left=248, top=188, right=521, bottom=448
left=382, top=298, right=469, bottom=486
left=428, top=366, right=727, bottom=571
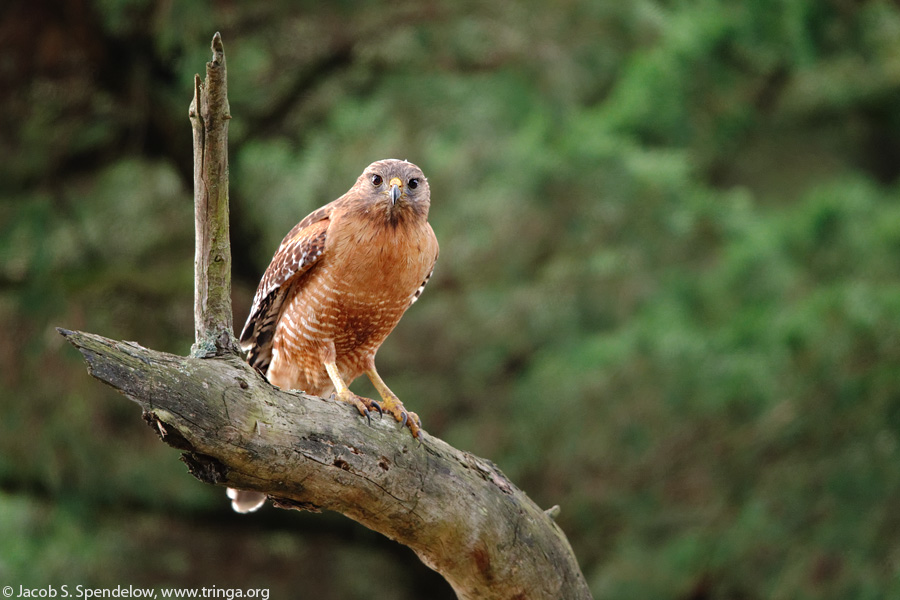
left=2, top=1, right=900, bottom=598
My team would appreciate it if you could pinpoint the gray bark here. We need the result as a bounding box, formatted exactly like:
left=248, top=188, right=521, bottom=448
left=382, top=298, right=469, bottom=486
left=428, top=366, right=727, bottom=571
left=189, top=32, right=239, bottom=356
left=58, top=329, right=592, bottom=600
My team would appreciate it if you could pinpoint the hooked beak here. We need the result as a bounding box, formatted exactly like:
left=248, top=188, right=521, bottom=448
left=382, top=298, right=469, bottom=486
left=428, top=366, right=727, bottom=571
left=389, top=177, right=402, bottom=205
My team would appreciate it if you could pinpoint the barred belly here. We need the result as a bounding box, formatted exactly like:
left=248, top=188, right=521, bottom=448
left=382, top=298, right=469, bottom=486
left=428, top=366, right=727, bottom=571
left=267, top=266, right=412, bottom=395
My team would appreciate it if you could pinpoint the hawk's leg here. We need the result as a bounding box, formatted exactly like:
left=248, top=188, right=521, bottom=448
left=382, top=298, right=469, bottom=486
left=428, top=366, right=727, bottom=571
left=324, top=361, right=382, bottom=425
left=365, top=364, right=422, bottom=439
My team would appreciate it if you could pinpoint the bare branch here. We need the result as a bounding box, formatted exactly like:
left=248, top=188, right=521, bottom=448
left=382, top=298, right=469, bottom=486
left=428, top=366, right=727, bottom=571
left=190, top=32, right=238, bottom=356
left=58, top=329, right=592, bottom=600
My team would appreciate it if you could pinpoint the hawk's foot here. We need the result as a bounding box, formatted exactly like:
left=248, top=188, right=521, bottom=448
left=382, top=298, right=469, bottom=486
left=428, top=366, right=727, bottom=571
left=377, top=394, right=422, bottom=440
left=332, top=389, right=382, bottom=426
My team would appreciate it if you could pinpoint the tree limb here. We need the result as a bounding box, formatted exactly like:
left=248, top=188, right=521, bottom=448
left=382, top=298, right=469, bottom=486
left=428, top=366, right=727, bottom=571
left=190, top=32, right=238, bottom=357
left=58, top=329, right=592, bottom=599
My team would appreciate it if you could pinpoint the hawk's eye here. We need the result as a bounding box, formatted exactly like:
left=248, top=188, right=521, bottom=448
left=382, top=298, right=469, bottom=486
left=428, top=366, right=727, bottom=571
left=408, top=178, right=419, bottom=190
left=371, top=174, right=383, bottom=186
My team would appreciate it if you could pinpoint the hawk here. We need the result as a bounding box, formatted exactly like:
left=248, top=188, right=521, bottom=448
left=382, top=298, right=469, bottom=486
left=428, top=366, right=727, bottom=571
left=229, top=159, right=439, bottom=512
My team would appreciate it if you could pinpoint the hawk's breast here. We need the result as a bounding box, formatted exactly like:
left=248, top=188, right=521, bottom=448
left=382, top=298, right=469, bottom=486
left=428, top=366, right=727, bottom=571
left=269, top=213, right=437, bottom=393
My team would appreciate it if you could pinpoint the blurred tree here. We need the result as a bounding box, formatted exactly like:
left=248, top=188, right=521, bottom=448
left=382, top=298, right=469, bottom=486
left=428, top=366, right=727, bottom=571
left=2, top=0, right=899, bottom=598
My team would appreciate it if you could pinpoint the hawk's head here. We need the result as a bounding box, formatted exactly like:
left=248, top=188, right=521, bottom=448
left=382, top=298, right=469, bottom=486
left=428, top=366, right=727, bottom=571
left=353, top=159, right=431, bottom=225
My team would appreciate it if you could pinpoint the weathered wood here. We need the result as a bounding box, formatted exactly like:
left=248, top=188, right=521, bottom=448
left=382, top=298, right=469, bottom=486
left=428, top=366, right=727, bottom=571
left=189, top=32, right=238, bottom=356
left=58, top=328, right=592, bottom=600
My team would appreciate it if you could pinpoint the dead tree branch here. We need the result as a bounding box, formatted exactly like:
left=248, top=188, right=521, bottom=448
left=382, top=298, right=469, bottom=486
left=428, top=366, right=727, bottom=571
left=190, top=32, right=238, bottom=357
left=58, top=329, right=590, bottom=599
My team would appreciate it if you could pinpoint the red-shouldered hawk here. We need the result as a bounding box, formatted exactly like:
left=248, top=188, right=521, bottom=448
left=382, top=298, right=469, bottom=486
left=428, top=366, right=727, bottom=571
left=228, top=159, right=439, bottom=513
